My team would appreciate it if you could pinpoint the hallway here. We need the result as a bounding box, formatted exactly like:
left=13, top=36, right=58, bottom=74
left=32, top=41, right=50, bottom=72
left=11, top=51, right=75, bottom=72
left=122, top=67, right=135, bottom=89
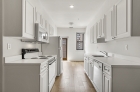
left=51, top=62, right=96, bottom=92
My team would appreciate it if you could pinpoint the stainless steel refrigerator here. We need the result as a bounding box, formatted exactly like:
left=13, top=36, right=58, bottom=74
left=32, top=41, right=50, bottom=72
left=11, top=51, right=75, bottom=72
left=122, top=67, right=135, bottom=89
left=41, top=36, right=63, bottom=76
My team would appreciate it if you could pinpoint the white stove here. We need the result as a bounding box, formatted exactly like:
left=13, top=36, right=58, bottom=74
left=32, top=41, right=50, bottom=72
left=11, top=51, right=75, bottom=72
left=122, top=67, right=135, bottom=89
left=22, top=49, right=56, bottom=92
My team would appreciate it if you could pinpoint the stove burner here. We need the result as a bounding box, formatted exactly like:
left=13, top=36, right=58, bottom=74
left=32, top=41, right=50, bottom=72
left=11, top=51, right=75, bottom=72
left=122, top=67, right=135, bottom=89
left=39, top=56, right=46, bottom=57
left=47, top=56, right=52, bottom=57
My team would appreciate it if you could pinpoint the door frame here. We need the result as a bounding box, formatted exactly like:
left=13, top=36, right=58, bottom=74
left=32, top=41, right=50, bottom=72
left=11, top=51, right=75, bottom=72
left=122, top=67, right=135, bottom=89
left=62, top=38, right=68, bottom=60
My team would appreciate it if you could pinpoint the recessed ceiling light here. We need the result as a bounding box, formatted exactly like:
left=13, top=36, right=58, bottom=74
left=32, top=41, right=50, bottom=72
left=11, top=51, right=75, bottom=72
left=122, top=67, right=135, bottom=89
left=70, top=5, right=74, bottom=8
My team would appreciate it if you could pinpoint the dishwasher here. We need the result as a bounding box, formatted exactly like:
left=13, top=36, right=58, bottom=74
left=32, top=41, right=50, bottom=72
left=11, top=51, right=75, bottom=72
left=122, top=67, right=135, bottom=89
left=93, top=60, right=103, bottom=92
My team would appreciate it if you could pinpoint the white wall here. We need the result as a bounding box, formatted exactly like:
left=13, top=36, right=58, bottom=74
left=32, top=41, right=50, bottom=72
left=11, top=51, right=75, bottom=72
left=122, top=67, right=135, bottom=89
left=57, top=28, right=86, bottom=61
left=85, top=0, right=140, bottom=58
left=3, top=37, right=41, bottom=57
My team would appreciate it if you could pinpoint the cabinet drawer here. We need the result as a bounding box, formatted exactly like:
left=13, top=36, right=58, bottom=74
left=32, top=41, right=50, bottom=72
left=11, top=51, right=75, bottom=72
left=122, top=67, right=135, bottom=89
left=103, top=64, right=111, bottom=75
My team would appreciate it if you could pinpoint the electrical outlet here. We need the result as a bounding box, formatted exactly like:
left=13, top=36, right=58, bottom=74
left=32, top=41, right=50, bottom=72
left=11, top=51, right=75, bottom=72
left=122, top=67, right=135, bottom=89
left=125, top=45, right=128, bottom=50
left=7, top=43, right=11, bottom=50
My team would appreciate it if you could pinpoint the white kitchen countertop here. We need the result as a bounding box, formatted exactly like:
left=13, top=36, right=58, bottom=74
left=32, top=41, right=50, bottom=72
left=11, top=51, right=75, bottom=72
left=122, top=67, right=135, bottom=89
left=93, top=57, right=140, bottom=67
left=85, top=54, right=140, bottom=67
left=5, top=59, right=48, bottom=65
left=4, top=55, right=57, bottom=65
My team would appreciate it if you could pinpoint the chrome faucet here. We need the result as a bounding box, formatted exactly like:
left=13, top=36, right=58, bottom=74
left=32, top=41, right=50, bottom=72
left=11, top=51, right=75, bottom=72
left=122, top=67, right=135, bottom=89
left=100, top=51, right=108, bottom=57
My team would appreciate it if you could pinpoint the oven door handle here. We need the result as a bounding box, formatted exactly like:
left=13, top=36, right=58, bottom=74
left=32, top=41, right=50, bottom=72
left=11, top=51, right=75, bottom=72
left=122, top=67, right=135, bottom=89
left=49, top=60, right=56, bottom=65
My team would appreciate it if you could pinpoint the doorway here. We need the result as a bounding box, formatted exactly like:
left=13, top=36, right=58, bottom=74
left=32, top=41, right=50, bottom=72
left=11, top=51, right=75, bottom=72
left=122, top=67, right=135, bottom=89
left=62, top=38, right=67, bottom=60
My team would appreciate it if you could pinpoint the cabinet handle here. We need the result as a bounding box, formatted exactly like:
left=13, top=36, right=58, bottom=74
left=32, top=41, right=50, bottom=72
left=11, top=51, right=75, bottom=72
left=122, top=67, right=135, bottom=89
left=104, top=68, right=109, bottom=72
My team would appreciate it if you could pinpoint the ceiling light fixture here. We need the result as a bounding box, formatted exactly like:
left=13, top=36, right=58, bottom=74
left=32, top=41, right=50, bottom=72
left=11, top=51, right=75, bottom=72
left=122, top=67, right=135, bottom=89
left=70, top=5, right=74, bottom=8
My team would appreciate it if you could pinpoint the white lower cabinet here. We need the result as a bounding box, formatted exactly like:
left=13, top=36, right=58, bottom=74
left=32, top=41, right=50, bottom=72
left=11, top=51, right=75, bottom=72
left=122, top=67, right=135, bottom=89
left=84, top=55, right=140, bottom=92
left=4, top=61, right=49, bottom=92
left=84, top=56, right=89, bottom=75
left=84, top=57, right=86, bottom=71
left=40, top=69, right=48, bottom=92
left=103, top=73, right=111, bottom=92
left=89, top=58, right=93, bottom=80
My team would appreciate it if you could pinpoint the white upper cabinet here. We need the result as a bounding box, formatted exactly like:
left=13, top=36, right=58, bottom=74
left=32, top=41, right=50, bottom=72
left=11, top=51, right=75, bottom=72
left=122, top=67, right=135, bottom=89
left=101, top=16, right=105, bottom=38
left=24, top=0, right=35, bottom=38
left=4, top=0, right=35, bottom=39
left=90, top=26, right=97, bottom=43
left=93, top=24, right=97, bottom=43
left=91, top=0, right=140, bottom=42
left=98, top=16, right=105, bottom=39
left=45, top=20, right=48, bottom=29
left=110, top=0, right=140, bottom=40
left=105, top=7, right=114, bottom=41
left=115, top=0, right=131, bottom=39
left=90, top=26, right=94, bottom=43
left=96, top=21, right=100, bottom=38
left=49, top=25, right=54, bottom=36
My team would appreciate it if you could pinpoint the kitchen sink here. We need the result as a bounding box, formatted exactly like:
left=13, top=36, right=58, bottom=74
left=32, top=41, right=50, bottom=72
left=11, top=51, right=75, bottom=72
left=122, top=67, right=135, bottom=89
left=92, top=55, right=105, bottom=57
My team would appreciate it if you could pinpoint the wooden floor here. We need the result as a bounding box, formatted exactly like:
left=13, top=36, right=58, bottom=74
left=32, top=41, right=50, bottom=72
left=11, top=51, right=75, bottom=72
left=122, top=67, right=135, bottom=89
left=51, top=61, right=96, bottom=92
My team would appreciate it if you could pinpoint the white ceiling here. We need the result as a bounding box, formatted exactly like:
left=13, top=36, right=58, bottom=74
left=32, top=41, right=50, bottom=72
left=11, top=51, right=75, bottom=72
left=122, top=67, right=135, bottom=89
left=40, top=0, right=105, bottom=28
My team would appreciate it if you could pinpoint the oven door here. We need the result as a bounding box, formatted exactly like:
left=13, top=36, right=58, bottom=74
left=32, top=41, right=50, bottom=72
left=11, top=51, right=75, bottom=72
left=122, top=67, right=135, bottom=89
left=49, top=60, right=56, bottom=84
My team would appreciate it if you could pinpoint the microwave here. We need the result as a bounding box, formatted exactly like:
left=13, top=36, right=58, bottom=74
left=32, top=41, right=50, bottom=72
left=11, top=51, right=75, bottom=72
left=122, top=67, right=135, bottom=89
left=22, top=23, right=49, bottom=43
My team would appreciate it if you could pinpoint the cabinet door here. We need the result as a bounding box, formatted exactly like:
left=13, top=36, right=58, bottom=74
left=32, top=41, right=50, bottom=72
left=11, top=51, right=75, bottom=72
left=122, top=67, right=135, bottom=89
left=84, top=57, right=86, bottom=71
left=23, top=0, right=35, bottom=39
left=97, top=21, right=101, bottom=38
left=86, top=61, right=88, bottom=75
left=91, top=61, right=94, bottom=82
left=49, top=25, right=54, bottom=36
left=103, top=73, right=111, bottom=92
left=36, top=13, right=41, bottom=24
left=42, top=18, right=46, bottom=28
left=98, top=18, right=105, bottom=38
left=89, top=61, right=91, bottom=79
left=101, top=16, right=105, bottom=38
left=40, top=15, right=43, bottom=26
left=105, top=7, right=114, bottom=41
left=40, top=71, right=48, bottom=92
left=93, top=24, right=97, bottom=43
left=45, top=20, right=48, bottom=29
left=115, top=0, right=131, bottom=38
left=87, top=58, right=89, bottom=76
left=90, top=26, right=94, bottom=43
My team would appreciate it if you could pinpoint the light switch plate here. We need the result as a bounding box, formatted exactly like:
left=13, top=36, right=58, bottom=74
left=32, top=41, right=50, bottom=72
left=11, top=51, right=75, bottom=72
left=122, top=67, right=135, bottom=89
left=7, top=43, right=11, bottom=50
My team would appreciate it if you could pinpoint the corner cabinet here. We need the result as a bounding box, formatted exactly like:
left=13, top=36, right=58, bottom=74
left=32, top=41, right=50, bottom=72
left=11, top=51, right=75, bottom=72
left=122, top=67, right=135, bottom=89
left=4, top=0, right=35, bottom=39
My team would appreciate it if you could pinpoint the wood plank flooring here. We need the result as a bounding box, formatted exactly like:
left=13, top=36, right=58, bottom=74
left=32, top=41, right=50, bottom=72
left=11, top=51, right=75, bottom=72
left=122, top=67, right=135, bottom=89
left=51, top=61, right=96, bottom=92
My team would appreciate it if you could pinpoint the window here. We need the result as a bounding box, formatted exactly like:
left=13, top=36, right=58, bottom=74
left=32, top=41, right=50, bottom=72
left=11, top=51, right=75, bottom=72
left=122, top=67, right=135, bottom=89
left=76, top=33, right=84, bottom=50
